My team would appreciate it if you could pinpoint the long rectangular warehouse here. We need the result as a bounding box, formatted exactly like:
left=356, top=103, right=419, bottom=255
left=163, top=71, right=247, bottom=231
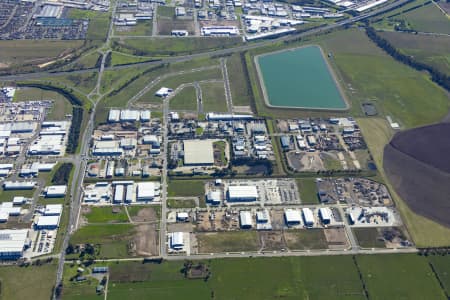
left=114, top=185, right=124, bottom=203
left=228, top=185, right=258, bottom=201
left=0, top=229, right=30, bottom=259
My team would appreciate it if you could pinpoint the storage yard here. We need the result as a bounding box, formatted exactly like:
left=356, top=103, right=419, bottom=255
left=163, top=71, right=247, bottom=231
left=278, top=117, right=369, bottom=172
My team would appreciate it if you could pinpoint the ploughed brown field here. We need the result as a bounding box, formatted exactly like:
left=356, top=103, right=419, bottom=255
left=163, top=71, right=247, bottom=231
left=384, top=123, right=450, bottom=228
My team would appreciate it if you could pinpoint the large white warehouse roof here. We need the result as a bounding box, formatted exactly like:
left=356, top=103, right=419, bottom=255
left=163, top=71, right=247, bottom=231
left=0, top=229, right=29, bottom=258
left=228, top=185, right=258, bottom=200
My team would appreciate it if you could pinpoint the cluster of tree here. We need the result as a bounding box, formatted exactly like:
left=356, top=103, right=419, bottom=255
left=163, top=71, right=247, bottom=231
left=66, top=106, right=83, bottom=154
left=52, top=163, right=74, bottom=185
left=103, top=52, right=112, bottom=68
left=365, top=26, right=450, bottom=92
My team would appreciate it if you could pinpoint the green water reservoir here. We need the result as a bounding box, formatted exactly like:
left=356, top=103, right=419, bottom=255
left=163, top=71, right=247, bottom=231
left=256, top=46, right=348, bottom=110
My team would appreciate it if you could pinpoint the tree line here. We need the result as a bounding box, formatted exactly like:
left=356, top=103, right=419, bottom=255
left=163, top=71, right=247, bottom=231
left=66, top=106, right=83, bottom=154
left=365, top=26, right=450, bottom=92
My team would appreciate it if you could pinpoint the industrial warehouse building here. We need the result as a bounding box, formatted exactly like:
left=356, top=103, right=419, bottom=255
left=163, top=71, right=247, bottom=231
left=239, top=211, right=253, bottom=229
left=183, top=140, right=214, bottom=165
left=45, top=185, right=67, bottom=198
left=319, top=207, right=332, bottom=224
left=284, top=209, right=301, bottom=226
left=206, top=191, right=221, bottom=205
left=170, top=232, right=184, bottom=250
left=35, top=215, right=60, bottom=230
left=3, top=181, right=36, bottom=190
left=136, top=182, right=157, bottom=201
left=302, top=208, right=315, bottom=227
left=227, top=185, right=258, bottom=202
left=0, top=229, right=30, bottom=259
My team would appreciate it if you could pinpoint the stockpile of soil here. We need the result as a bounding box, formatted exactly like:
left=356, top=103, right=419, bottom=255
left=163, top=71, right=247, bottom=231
left=384, top=123, right=450, bottom=227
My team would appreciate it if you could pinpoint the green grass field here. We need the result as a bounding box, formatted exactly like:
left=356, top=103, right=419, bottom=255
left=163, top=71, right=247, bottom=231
left=110, top=51, right=152, bottom=66
left=0, top=264, right=57, bottom=300
left=296, top=178, right=319, bottom=204
left=168, top=180, right=205, bottom=197
left=105, top=256, right=367, bottom=299
left=69, top=52, right=101, bottom=70
left=83, top=206, right=129, bottom=223
left=62, top=264, right=100, bottom=300
left=226, top=54, right=253, bottom=106
left=111, top=37, right=242, bottom=57
left=169, top=86, right=197, bottom=111
left=379, top=31, right=450, bottom=75
left=70, top=224, right=135, bottom=258
left=157, top=6, right=175, bottom=18
left=399, top=3, right=450, bottom=34
left=126, top=205, right=161, bottom=220
left=140, top=67, right=222, bottom=104
left=201, top=81, right=228, bottom=112
left=353, top=228, right=386, bottom=248
left=428, top=255, right=450, bottom=296
left=69, top=9, right=110, bottom=41
left=196, top=231, right=260, bottom=253
left=41, top=72, right=98, bottom=95
left=357, top=117, right=450, bottom=247
left=167, top=198, right=197, bottom=208
left=357, top=254, right=446, bottom=299
left=321, top=29, right=450, bottom=129
left=115, top=20, right=153, bottom=36
left=0, top=40, right=83, bottom=67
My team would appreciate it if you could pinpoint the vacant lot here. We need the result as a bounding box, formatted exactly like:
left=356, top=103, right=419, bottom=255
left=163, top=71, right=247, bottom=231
left=227, top=53, right=253, bottom=107
left=70, top=224, right=135, bottom=258
left=284, top=229, right=329, bottom=250
left=379, top=31, right=450, bottom=75
left=357, top=254, right=446, bottom=299
left=168, top=180, right=204, bottom=197
left=201, top=81, right=228, bottom=112
left=83, top=206, right=129, bottom=223
left=353, top=227, right=386, bottom=248
left=168, top=198, right=197, bottom=208
left=169, top=86, right=197, bottom=111
left=296, top=178, right=319, bottom=204
left=196, top=231, right=259, bottom=253
left=157, top=19, right=195, bottom=35
left=115, top=20, right=153, bottom=36
left=112, top=37, right=242, bottom=56
left=0, top=264, right=57, bottom=300
left=127, top=205, right=160, bottom=222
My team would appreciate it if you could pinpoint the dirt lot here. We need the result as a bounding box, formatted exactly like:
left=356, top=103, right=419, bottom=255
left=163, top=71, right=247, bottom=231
left=324, top=228, right=348, bottom=249
left=195, top=210, right=239, bottom=231
left=168, top=222, right=193, bottom=232
left=287, top=151, right=325, bottom=171
left=270, top=210, right=285, bottom=230
left=384, top=123, right=450, bottom=227
left=132, top=224, right=159, bottom=256
left=284, top=229, right=329, bottom=250
left=258, top=231, right=287, bottom=251
left=129, top=206, right=158, bottom=223
left=158, top=19, right=195, bottom=35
